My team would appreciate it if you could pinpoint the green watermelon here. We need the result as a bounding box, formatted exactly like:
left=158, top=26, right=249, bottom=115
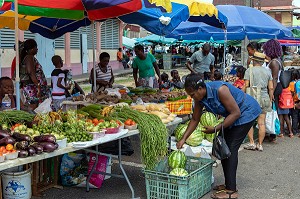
left=168, top=150, right=187, bottom=169
left=204, top=117, right=224, bottom=142
left=175, top=124, right=187, bottom=141
left=186, top=126, right=205, bottom=146
left=200, top=112, right=218, bottom=127
left=170, top=168, right=189, bottom=176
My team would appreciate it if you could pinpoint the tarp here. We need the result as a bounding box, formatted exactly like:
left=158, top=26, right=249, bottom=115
left=136, top=34, right=177, bottom=44
left=122, top=36, right=136, bottom=49
left=167, top=5, right=293, bottom=40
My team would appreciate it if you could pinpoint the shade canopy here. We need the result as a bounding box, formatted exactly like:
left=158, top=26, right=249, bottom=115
left=5, top=0, right=142, bottom=20
left=136, top=34, right=177, bottom=44
left=120, top=0, right=227, bottom=36
left=167, top=5, right=293, bottom=40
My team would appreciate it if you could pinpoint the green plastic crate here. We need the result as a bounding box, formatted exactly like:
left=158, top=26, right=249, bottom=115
left=144, top=157, right=214, bottom=199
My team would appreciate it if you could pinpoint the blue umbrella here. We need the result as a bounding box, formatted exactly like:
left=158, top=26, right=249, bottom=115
left=119, top=1, right=190, bottom=36
left=136, top=34, right=177, bottom=44
left=167, top=5, right=293, bottom=40
left=119, top=1, right=227, bottom=36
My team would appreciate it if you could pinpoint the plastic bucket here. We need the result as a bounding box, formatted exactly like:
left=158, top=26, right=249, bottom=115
left=2, top=167, right=32, bottom=199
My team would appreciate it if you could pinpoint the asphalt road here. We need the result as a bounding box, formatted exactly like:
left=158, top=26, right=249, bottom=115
left=34, top=134, right=300, bottom=199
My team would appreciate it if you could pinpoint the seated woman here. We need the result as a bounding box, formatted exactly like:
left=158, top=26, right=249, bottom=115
left=170, top=69, right=184, bottom=89
left=132, top=45, right=161, bottom=88
left=160, top=72, right=171, bottom=90
left=89, top=52, right=114, bottom=93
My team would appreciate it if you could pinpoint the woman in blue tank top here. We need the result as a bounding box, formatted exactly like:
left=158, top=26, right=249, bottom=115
left=177, top=74, right=261, bottom=199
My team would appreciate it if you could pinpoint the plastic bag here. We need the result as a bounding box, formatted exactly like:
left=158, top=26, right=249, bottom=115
left=87, top=153, right=108, bottom=189
left=265, top=103, right=280, bottom=135
left=34, top=97, right=52, bottom=113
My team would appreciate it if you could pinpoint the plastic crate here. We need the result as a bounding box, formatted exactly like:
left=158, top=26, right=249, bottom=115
left=144, top=157, right=214, bottom=199
left=165, top=98, right=193, bottom=115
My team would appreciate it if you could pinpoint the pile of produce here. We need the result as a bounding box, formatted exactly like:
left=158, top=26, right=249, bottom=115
left=0, top=110, right=35, bottom=128
left=85, top=91, right=119, bottom=104
left=131, top=104, right=177, bottom=124
left=168, top=150, right=188, bottom=176
left=175, top=112, right=224, bottom=146
left=111, top=106, right=168, bottom=170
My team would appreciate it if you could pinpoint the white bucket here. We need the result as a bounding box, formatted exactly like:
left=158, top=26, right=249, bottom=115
left=2, top=168, right=32, bottom=199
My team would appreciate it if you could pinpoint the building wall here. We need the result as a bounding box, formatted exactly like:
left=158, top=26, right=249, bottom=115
left=213, top=0, right=292, bottom=6
left=266, top=12, right=292, bottom=26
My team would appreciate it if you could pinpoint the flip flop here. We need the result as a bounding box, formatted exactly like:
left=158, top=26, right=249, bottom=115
left=213, top=184, right=226, bottom=191
left=211, top=190, right=238, bottom=199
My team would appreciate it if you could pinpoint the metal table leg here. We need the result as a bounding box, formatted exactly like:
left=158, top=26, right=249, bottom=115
left=86, top=145, right=98, bottom=192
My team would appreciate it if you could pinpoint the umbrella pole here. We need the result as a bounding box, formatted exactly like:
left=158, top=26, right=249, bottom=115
left=15, top=0, right=20, bottom=110
left=223, top=29, right=227, bottom=74
left=92, top=21, right=97, bottom=93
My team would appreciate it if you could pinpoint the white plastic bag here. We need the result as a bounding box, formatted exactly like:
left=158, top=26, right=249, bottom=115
left=34, top=98, right=52, bottom=113
left=265, top=103, right=280, bottom=135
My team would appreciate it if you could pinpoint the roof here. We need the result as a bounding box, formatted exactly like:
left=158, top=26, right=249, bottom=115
left=260, top=5, right=299, bottom=12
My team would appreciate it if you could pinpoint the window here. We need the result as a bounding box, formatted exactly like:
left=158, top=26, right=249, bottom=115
left=54, top=36, right=65, bottom=49
left=0, top=28, right=17, bottom=49
left=101, top=19, right=120, bottom=49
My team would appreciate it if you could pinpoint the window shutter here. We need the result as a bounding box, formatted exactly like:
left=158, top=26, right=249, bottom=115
left=0, top=28, right=17, bottom=49
left=70, top=29, right=80, bottom=49
left=101, top=19, right=120, bottom=49
left=54, top=35, right=65, bottom=49
left=24, top=30, right=36, bottom=40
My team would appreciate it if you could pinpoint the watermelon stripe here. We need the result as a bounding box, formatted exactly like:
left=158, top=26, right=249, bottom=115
left=18, top=0, right=84, bottom=10
left=18, top=6, right=84, bottom=20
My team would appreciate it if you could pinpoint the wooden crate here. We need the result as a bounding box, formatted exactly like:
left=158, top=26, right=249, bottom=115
left=31, top=156, right=62, bottom=197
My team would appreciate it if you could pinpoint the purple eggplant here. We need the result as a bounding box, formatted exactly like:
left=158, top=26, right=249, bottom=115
left=0, top=130, right=11, bottom=139
left=15, top=141, right=29, bottom=150
left=13, top=133, right=31, bottom=142
left=27, top=146, right=36, bottom=156
left=31, top=143, right=43, bottom=154
left=38, top=142, right=57, bottom=153
left=0, top=137, right=16, bottom=145
left=34, top=135, right=56, bottom=144
left=18, top=150, right=29, bottom=158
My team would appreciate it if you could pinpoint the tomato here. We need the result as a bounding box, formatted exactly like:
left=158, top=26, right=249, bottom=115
left=116, top=120, right=122, bottom=126
left=124, top=120, right=131, bottom=125
left=0, top=152, right=2, bottom=156
left=0, top=146, right=5, bottom=152
left=6, top=144, right=13, bottom=151
left=11, top=149, right=16, bottom=153
left=130, top=121, right=136, bottom=125
left=2, top=149, right=7, bottom=154
left=92, top=118, right=98, bottom=123
left=99, top=119, right=105, bottom=123
left=86, top=119, right=93, bottom=123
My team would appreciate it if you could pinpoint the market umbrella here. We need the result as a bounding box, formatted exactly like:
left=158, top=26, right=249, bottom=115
left=136, top=34, right=177, bottom=44
left=144, top=0, right=172, bottom=12
left=122, top=36, right=136, bottom=49
left=119, top=0, right=227, bottom=36
left=5, top=0, right=142, bottom=20
left=167, top=5, right=293, bottom=40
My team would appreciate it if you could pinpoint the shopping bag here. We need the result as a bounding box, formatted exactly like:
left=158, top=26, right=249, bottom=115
left=212, top=123, right=231, bottom=160
left=265, top=103, right=280, bottom=135
left=34, top=97, right=52, bottom=113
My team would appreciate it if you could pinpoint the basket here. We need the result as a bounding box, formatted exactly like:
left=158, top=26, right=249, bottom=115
left=165, top=98, right=193, bottom=115
left=144, top=157, right=214, bottom=199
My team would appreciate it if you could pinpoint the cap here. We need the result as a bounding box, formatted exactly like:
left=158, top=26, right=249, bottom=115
left=250, top=52, right=268, bottom=62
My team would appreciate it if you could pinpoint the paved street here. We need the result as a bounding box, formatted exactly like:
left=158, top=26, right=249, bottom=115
left=36, top=134, right=300, bottom=199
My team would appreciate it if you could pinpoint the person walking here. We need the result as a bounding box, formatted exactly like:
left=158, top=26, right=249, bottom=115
left=243, top=52, right=273, bottom=151
left=177, top=74, right=261, bottom=199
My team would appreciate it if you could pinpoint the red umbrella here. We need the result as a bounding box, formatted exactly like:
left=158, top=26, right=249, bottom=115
left=5, top=0, right=142, bottom=20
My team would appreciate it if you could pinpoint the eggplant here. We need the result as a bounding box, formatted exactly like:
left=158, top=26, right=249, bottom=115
left=27, top=146, right=36, bottom=156
left=31, top=143, right=43, bottom=154
left=13, top=133, right=31, bottom=142
left=54, top=143, right=59, bottom=149
left=18, top=150, right=29, bottom=158
left=39, top=142, right=57, bottom=153
left=0, top=137, right=16, bottom=145
left=15, top=141, right=29, bottom=150
left=0, top=130, right=11, bottom=139
left=34, top=135, right=56, bottom=144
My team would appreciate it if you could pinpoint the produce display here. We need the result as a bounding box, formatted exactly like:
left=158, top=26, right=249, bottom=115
left=174, top=112, right=224, bottom=146
left=110, top=106, right=168, bottom=170
left=168, top=150, right=187, bottom=169
left=131, top=104, right=177, bottom=124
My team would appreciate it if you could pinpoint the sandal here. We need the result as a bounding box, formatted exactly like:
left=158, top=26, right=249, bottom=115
left=211, top=190, right=238, bottom=199
left=278, top=134, right=284, bottom=138
left=213, top=184, right=226, bottom=191
left=289, top=134, right=294, bottom=138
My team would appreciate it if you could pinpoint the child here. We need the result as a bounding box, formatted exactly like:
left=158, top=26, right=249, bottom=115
left=213, top=70, right=223, bottom=81
left=51, top=55, right=70, bottom=111
left=289, top=69, right=300, bottom=137
left=170, top=70, right=184, bottom=89
left=0, top=77, right=16, bottom=110
left=233, top=66, right=246, bottom=90
left=160, top=72, right=171, bottom=90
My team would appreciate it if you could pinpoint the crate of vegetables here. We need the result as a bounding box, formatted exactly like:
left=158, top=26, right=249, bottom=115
left=144, top=156, right=214, bottom=199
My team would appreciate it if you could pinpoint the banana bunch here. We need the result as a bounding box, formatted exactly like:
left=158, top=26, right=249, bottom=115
left=101, top=106, right=114, bottom=117
left=49, top=112, right=62, bottom=123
